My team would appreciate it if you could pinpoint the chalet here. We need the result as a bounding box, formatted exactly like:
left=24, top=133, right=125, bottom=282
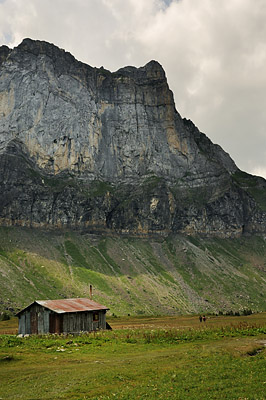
left=16, top=298, right=109, bottom=335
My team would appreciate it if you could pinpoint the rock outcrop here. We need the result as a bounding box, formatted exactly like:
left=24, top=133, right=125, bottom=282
left=0, top=38, right=265, bottom=236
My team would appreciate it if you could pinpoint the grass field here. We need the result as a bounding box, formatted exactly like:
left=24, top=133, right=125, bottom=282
left=1, top=314, right=266, bottom=399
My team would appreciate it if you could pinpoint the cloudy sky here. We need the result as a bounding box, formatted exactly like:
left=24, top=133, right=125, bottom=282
left=0, top=0, right=266, bottom=178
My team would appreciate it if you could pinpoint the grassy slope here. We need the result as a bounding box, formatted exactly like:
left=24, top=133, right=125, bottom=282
left=0, top=226, right=265, bottom=315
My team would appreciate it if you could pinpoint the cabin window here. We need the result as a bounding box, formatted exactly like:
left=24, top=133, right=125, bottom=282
left=93, top=312, right=99, bottom=322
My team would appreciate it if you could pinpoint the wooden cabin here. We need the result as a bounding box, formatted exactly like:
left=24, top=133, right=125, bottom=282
left=16, top=298, right=109, bottom=335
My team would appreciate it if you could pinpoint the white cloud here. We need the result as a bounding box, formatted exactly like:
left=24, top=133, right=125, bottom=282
left=0, top=0, right=266, bottom=178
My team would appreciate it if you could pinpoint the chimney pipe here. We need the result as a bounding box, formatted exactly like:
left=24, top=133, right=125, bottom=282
left=89, top=284, right=92, bottom=299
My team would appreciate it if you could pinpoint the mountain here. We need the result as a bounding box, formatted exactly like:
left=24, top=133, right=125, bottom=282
left=0, top=38, right=266, bottom=237
left=0, top=39, right=266, bottom=315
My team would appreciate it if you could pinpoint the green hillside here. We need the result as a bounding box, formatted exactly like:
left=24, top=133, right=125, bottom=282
left=0, top=227, right=265, bottom=315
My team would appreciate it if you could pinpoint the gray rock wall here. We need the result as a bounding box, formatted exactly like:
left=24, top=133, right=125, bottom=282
left=0, top=39, right=265, bottom=236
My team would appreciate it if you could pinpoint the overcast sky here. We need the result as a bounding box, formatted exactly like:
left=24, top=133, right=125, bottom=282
left=0, top=0, right=266, bottom=178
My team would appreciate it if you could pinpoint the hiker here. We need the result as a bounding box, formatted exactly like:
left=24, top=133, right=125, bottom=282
left=203, top=315, right=206, bottom=322
left=199, top=315, right=202, bottom=323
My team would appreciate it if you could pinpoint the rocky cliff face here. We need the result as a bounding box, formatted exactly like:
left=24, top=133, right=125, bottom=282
left=0, top=38, right=265, bottom=236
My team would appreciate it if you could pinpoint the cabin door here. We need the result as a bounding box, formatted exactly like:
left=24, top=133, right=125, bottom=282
left=49, top=313, right=56, bottom=333
left=30, top=312, right=38, bottom=334
left=49, top=313, right=62, bottom=334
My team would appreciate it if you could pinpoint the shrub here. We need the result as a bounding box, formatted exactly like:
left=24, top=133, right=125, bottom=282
left=242, top=309, right=253, bottom=316
left=226, top=310, right=234, bottom=316
left=0, top=313, right=10, bottom=321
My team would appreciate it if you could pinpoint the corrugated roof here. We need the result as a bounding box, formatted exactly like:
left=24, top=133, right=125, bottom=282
left=17, top=298, right=109, bottom=315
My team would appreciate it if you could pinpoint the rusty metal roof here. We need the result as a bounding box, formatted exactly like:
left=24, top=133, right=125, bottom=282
left=17, top=298, right=109, bottom=315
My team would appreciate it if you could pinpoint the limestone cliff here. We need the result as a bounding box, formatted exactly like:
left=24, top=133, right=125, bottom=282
left=0, top=38, right=265, bottom=236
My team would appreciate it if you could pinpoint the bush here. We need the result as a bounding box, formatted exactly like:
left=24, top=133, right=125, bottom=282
left=0, top=312, right=10, bottom=321
left=242, top=309, right=252, bottom=316
left=225, top=310, right=234, bottom=316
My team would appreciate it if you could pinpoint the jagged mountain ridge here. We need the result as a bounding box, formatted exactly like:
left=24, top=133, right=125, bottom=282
left=0, top=38, right=265, bottom=236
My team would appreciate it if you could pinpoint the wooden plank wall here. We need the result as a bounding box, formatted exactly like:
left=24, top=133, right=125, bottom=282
left=62, top=310, right=106, bottom=333
left=99, top=310, right=106, bottom=329
left=18, top=310, right=32, bottom=334
left=18, top=304, right=51, bottom=334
